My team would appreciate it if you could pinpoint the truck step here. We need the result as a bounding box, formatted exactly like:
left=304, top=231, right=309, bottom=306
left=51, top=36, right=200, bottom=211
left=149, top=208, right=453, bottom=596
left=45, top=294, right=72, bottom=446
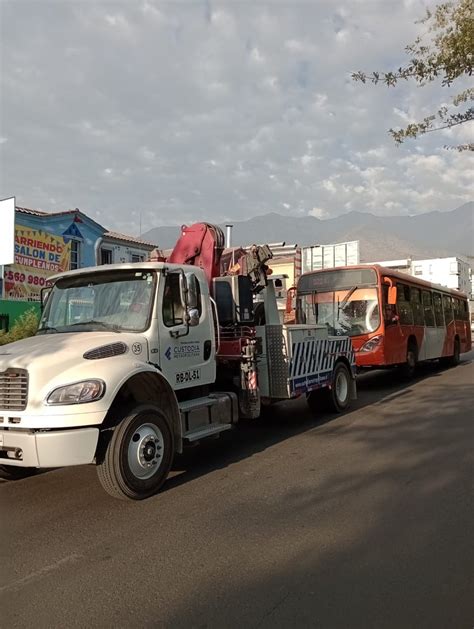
left=179, top=396, right=218, bottom=413
left=184, top=423, right=233, bottom=442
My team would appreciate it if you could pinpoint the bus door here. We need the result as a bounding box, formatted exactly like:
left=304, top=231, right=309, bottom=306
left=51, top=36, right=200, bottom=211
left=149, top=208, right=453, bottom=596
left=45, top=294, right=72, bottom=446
left=421, top=290, right=445, bottom=360
left=383, top=282, right=406, bottom=364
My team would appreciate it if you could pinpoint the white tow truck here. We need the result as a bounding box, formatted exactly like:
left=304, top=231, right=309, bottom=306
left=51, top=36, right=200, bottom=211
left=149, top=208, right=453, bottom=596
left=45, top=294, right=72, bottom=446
left=0, top=223, right=356, bottom=499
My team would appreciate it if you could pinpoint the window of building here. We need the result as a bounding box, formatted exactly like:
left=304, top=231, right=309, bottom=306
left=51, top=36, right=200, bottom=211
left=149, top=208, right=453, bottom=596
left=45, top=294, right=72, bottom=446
left=132, top=254, right=145, bottom=263
left=433, top=292, right=444, bottom=327
left=70, top=240, right=81, bottom=270
left=443, top=295, right=453, bottom=324
left=410, top=287, right=424, bottom=326
left=450, top=261, right=459, bottom=274
left=422, top=290, right=435, bottom=327
left=397, top=283, right=413, bottom=325
left=162, top=273, right=184, bottom=327
left=414, top=265, right=423, bottom=276
left=101, top=249, right=113, bottom=265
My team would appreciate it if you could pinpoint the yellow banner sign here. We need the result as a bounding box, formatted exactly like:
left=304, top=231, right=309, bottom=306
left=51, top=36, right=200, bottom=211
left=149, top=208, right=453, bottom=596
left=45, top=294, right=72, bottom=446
left=4, top=227, right=71, bottom=300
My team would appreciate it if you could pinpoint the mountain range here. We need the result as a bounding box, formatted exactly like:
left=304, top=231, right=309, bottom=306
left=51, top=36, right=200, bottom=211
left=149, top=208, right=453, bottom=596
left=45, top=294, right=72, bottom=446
left=142, top=202, right=473, bottom=261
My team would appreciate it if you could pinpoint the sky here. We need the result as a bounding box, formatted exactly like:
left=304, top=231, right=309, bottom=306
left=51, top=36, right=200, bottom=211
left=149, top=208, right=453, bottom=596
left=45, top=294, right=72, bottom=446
left=1, top=0, right=473, bottom=236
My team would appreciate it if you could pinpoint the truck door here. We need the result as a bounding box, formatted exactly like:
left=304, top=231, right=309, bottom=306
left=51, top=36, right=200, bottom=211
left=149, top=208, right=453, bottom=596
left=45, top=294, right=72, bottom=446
left=158, top=269, right=216, bottom=389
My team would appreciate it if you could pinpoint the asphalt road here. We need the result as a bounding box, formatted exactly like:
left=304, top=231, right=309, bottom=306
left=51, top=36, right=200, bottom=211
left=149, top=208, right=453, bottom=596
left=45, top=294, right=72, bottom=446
left=2, top=351, right=473, bottom=629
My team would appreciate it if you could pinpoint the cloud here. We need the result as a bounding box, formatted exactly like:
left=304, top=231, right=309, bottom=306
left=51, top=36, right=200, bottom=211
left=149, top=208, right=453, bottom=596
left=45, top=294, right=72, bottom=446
left=309, top=207, right=330, bottom=219
left=0, top=0, right=471, bottom=236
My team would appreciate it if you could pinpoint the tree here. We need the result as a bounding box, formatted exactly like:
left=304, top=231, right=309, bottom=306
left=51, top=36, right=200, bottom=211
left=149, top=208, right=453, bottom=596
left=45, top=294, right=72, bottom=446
left=352, top=0, right=474, bottom=151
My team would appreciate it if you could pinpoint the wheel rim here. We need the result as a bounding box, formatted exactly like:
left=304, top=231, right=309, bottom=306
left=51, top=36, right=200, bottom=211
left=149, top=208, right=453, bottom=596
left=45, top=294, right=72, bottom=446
left=335, top=370, right=349, bottom=403
left=407, top=350, right=416, bottom=369
left=127, top=422, right=165, bottom=480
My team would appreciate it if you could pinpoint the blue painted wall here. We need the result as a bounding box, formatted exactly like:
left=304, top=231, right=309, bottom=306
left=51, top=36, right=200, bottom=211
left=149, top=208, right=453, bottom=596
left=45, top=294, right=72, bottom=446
left=15, top=210, right=105, bottom=269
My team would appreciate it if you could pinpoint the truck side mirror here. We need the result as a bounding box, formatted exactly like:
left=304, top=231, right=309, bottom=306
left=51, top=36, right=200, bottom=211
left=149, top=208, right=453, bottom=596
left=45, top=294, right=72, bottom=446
left=188, top=308, right=200, bottom=327
left=185, top=273, right=199, bottom=310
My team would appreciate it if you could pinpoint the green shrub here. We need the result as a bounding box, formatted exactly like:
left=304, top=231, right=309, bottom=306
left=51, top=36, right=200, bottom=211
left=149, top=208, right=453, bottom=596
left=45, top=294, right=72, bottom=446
left=0, top=309, right=40, bottom=346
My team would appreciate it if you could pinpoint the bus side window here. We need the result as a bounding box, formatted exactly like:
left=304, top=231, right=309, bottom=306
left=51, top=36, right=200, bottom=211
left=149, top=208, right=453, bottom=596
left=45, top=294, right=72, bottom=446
left=453, top=298, right=461, bottom=321
left=411, top=287, right=424, bottom=326
left=422, top=290, right=435, bottom=327
left=396, top=283, right=413, bottom=325
left=462, top=300, right=469, bottom=322
left=433, top=292, right=444, bottom=327
left=443, top=295, right=453, bottom=324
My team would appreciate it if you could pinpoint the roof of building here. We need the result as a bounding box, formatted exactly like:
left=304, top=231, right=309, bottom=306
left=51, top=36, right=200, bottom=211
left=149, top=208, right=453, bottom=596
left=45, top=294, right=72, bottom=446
left=15, top=205, right=158, bottom=249
left=16, top=205, right=105, bottom=232
left=103, top=231, right=158, bottom=249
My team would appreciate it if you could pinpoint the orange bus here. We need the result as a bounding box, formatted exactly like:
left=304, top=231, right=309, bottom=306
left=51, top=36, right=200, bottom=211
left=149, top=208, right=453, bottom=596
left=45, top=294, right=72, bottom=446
left=295, top=265, right=471, bottom=377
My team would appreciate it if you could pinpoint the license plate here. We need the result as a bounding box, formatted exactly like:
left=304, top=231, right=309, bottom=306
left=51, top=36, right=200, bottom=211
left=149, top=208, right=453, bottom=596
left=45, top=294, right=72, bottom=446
left=176, top=369, right=201, bottom=384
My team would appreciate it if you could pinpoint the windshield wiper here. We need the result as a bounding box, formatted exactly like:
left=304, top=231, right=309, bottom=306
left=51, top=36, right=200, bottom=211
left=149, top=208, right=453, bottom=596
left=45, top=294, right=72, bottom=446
left=338, top=285, right=359, bottom=320
left=67, top=320, right=122, bottom=332
left=37, top=325, right=59, bottom=334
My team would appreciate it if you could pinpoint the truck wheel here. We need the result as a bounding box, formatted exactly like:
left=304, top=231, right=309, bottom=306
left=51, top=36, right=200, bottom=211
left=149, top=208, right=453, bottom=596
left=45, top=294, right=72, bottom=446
left=97, top=405, right=174, bottom=500
left=0, top=465, right=37, bottom=481
left=307, top=363, right=351, bottom=415
left=324, top=362, right=352, bottom=413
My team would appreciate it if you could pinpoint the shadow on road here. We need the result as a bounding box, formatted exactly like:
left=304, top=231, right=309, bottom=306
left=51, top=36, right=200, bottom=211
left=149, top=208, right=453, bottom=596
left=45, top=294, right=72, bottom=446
left=157, top=361, right=474, bottom=628
left=164, top=356, right=472, bottom=493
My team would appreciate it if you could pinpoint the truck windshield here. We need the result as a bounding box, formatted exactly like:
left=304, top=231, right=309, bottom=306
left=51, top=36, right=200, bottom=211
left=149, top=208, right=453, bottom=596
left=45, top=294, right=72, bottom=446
left=38, top=270, right=156, bottom=334
left=297, top=269, right=380, bottom=337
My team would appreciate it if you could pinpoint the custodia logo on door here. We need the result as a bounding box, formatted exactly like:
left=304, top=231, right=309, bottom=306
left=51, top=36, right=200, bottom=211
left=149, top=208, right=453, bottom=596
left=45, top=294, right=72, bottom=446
left=165, top=347, right=172, bottom=361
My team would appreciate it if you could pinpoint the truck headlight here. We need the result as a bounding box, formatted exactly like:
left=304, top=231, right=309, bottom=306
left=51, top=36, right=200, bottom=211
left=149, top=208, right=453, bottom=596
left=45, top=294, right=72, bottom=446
left=46, top=380, right=105, bottom=405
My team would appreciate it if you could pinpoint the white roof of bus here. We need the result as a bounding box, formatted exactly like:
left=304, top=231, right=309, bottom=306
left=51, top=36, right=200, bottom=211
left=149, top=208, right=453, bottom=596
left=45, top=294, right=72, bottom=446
left=300, top=264, right=468, bottom=299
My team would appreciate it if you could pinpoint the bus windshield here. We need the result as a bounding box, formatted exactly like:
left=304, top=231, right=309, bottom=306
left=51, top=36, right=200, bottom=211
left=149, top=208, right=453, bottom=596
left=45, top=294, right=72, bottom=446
left=297, top=268, right=380, bottom=337
left=38, top=270, right=156, bottom=334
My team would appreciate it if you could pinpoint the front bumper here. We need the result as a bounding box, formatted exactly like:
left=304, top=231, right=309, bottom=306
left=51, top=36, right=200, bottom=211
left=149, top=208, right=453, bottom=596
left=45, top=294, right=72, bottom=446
left=0, top=427, right=99, bottom=468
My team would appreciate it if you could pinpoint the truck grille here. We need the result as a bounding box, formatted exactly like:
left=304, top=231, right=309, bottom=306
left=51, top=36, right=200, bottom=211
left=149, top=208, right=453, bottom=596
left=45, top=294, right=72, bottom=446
left=0, top=369, right=28, bottom=411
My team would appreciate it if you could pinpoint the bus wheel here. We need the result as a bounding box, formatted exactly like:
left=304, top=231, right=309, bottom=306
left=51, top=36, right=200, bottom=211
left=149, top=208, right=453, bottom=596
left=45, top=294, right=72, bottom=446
left=97, top=405, right=174, bottom=500
left=440, top=338, right=461, bottom=368
left=399, top=342, right=417, bottom=380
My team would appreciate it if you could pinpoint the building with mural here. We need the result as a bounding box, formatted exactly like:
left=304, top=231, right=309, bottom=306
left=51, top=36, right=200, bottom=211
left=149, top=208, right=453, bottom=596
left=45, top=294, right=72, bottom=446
left=0, top=206, right=159, bottom=304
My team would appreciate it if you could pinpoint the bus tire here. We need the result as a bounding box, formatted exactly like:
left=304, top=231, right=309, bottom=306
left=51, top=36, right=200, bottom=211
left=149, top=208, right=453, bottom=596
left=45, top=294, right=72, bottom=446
left=448, top=337, right=461, bottom=367
left=310, top=362, right=351, bottom=414
left=440, top=337, right=461, bottom=368
left=399, top=340, right=417, bottom=380
left=97, top=405, right=174, bottom=500
left=0, top=465, right=38, bottom=481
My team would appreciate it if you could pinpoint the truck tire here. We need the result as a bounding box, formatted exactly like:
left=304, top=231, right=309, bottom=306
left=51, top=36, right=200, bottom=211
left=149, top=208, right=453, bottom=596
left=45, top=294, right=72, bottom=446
left=324, top=362, right=352, bottom=413
left=307, top=362, right=351, bottom=415
left=0, top=465, right=37, bottom=481
left=97, top=405, right=174, bottom=500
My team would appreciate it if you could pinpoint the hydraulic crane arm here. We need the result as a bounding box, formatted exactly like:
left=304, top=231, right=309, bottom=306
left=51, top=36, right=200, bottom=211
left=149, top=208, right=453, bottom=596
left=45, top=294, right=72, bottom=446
left=168, top=223, right=225, bottom=286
